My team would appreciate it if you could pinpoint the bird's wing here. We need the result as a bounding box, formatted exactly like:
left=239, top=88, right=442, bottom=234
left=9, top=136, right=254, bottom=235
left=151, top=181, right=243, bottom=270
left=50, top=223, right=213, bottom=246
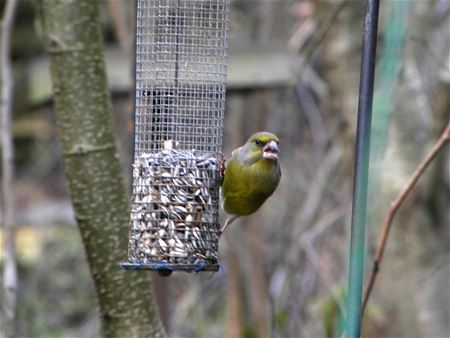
left=220, top=156, right=247, bottom=196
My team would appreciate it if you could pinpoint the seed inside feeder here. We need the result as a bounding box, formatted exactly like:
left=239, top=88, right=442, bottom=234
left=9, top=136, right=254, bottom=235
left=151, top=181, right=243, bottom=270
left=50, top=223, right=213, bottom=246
left=127, top=146, right=221, bottom=266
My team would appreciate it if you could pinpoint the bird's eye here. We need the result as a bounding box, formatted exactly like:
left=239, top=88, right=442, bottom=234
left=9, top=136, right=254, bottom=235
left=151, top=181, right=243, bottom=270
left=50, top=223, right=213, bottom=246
left=255, top=139, right=263, bottom=146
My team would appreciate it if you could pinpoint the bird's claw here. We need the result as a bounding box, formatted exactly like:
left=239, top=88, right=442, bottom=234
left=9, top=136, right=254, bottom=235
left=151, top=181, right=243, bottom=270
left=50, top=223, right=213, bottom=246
left=219, top=153, right=226, bottom=177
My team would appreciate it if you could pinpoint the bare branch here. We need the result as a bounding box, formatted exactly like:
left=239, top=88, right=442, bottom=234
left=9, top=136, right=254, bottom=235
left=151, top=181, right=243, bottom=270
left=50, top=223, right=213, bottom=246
left=292, top=0, right=349, bottom=76
left=106, top=0, right=131, bottom=50
left=362, top=120, right=450, bottom=315
left=1, top=0, right=18, bottom=336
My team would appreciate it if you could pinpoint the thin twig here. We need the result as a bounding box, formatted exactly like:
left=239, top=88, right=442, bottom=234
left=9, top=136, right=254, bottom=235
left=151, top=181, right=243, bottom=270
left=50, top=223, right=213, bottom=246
left=295, top=0, right=349, bottom=77
left=291, top=144, right=342, bottom=239
left=311, top=242, right=350, bottom=320
left=299, top=204, right=350, bottom=318
left=410, top=36, right=450, bottom=72
left=362, top=120, right=450, bottom=315
left=301, top=203, right=349, bottom=243
left=1, top=0, right=18, bottom=336
left=106, top=0, right=130, bottom=50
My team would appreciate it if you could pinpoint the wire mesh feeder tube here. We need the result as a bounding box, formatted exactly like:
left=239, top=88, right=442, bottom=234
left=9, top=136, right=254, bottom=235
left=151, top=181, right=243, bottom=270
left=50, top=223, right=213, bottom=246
left=120, top=0, right=230, bottom=274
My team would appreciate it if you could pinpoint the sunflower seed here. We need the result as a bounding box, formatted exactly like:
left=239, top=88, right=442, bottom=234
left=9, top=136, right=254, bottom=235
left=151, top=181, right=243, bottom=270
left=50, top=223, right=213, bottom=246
left=126, top=148, right=221, bottom=267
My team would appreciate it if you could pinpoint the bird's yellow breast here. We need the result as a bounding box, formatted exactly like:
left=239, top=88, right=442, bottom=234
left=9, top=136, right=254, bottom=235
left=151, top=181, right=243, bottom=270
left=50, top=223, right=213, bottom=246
left=221, top=157, right=280, bottom=216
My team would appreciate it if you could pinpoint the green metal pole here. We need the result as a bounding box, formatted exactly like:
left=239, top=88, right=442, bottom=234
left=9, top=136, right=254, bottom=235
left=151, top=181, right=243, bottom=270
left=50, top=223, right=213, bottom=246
left=368, top=0, right=410, bottom=217
left=346, top=0, right=380, bottom=337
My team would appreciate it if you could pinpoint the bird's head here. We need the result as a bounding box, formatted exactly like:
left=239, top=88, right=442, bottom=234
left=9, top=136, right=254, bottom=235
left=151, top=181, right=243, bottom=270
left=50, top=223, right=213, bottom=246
left=238, top=132, right=280, bottom=164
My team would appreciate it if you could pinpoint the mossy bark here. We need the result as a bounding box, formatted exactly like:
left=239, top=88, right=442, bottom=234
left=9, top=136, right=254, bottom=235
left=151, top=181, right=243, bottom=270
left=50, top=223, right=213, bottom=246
left=36, top=1, right=165, bottom=337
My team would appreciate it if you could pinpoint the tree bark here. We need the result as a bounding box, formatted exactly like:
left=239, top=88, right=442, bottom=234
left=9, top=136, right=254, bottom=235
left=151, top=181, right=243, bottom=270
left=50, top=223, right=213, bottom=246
left=248, top=216, right=270, bottom=338
left=1, top=1, right=19, bottom=337
left=36, top=1, right=165, bottom=337
left=225, top=249, right=244, bottom=338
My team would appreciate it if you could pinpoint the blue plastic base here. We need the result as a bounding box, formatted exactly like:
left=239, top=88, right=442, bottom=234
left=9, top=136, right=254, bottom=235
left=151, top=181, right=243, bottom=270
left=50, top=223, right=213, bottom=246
left=119, top=261, right=220, bottom=273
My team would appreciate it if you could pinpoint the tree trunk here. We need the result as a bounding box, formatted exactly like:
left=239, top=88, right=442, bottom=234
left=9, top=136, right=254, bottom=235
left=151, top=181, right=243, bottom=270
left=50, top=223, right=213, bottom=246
left=36, top=1, right=165, bottom=337
left=225, top=249, right=244, bottom=338
left=247, top=91, right=270, bottom=337
left=248, top=216, right=270, bottom=338
left=224, top=93, right=246, bottom=338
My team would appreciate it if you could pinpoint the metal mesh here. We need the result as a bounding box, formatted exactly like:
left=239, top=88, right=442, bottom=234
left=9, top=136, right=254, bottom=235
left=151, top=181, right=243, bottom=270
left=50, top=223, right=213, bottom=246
left=135, top=0, right=228, bottom=153
left=125, top=0, right=230, bottom=272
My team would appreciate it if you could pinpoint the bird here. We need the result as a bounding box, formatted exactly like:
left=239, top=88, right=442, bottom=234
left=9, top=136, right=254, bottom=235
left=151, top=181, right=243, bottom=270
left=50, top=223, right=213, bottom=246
left=220, top=131, right=281, bottom=234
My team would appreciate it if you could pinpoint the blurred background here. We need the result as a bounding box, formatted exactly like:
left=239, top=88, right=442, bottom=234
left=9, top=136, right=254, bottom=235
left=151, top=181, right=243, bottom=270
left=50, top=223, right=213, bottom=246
left=1, top=0, right=449, bottom=337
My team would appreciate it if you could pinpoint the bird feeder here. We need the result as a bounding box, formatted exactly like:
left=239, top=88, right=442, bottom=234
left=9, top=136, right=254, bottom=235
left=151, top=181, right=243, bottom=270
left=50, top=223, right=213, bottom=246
left=120, top=0, right=230, bottom=274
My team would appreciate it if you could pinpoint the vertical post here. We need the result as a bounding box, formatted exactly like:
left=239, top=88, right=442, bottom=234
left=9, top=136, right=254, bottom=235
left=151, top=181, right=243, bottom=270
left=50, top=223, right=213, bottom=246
left=346, top=0, right=380, bottom=337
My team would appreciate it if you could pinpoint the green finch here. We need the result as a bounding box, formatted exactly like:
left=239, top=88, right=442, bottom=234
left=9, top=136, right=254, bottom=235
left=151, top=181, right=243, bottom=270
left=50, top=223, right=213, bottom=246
left=220, top=131, right=281, bottom=234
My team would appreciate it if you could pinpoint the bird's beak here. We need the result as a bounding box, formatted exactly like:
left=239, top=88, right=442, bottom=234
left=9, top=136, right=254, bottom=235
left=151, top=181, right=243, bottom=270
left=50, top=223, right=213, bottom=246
left=263, top=140, right=279, bottom=160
